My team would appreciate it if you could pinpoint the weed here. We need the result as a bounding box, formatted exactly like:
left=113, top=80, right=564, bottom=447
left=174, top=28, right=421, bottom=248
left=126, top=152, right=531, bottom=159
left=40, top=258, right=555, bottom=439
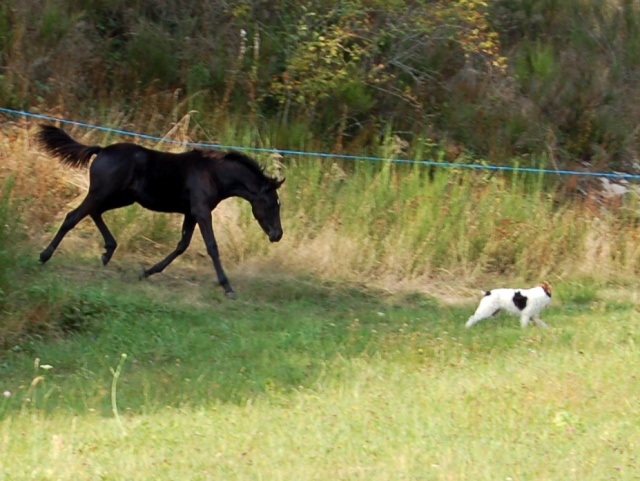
left=0, top=176, right=22, bottom=308
left=109, top=353, right=127, bottom=436
left=555, top=279, right=600, bottom=305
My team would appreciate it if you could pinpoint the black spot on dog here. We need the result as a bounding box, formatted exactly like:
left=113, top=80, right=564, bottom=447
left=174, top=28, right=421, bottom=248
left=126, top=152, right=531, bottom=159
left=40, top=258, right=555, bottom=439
left=513, top=291, right=528, bottom=310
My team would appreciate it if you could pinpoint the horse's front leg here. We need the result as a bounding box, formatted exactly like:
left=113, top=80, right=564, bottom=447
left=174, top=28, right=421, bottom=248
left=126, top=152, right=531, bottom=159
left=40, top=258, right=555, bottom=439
left=141, top=215, right=196, bottom=278
left=195, top=211, right=235, bottom=299
left=40, top=198, right=93, bottom=263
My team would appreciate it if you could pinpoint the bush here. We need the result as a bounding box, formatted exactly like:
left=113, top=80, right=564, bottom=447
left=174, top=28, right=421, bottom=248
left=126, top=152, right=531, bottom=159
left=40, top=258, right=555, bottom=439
left=0, top=176, right=17, bottom=304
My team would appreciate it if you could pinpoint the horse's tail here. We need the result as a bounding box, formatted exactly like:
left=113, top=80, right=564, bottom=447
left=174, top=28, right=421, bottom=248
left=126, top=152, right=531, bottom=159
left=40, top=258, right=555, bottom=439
left=37, top=125, right=101, bottom=169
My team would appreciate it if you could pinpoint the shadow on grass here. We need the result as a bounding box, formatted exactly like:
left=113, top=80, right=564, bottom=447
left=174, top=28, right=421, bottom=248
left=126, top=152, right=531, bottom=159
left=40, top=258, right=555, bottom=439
left=0, top=259, right=578, bottom=417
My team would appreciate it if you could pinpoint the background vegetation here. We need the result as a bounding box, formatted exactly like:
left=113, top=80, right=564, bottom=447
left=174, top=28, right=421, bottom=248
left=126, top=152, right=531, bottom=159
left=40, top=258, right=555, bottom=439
left=2, top=2, right=640, bottom=478
left=2, top=0, right=640, bottom=341
left=3, top=0, right=640, bottom=173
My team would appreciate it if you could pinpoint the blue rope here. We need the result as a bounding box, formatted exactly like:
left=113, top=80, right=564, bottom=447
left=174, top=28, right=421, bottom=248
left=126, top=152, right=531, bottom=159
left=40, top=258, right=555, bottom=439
left=2, top=106, right=639, bottom=179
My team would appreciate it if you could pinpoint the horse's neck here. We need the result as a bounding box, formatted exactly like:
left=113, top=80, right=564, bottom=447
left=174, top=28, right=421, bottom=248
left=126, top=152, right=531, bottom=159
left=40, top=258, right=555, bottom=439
left=218, top=165, right=262, bottom=201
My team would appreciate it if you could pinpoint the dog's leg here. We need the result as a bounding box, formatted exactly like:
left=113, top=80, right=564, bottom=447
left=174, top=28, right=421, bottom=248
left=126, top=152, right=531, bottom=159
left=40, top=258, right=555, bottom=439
left=465, top=315, right=482, bottom=329
left=466, top=304, right=498, bottom=329
left=520, top=314, right=531, bottom=329
left=465, top=306, right=488, bottom=328
left=533, top=317, right=549, bottom=329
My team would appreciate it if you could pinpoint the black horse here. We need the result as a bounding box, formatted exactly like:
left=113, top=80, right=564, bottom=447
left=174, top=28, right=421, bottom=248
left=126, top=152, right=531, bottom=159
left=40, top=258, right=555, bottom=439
left=37, top=125, right=284, bottom=299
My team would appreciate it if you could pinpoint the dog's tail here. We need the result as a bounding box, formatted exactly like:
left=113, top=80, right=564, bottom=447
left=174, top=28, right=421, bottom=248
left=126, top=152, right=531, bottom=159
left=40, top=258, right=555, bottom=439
left=481, top=290, right=491, bottom=297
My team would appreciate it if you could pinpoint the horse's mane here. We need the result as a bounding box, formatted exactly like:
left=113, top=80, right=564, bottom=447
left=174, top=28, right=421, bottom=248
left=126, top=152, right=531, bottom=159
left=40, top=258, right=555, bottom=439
left=201, top=149, right=273, bottom=181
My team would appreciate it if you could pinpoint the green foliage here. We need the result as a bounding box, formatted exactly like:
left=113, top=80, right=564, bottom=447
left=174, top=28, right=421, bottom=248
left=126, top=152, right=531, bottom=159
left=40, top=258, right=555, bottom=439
left=0, top=177, right=18, bottom=307
left=492, top=0, right=640, bottom=163
left=281, top=134, right=590, bottom=279
left=185, top=61, right=212, bottom=110
left=554, top=279, right=599, bottom=305
left=38, top=3, right=84, bottom=45
left=4, top=0, right=640, bottom=167
left=0, top=3, right=13, bottom=55
left=0, top=0, right=525, bottom=161
left=0, top=75, right=20, bottom=108
left=515, top=40, right=558, bottom=84
left=267, top=7, right=373, bottom=117
left=124, top=22, right=178, bottom=88
left=186, top=61, right=212, bottom=94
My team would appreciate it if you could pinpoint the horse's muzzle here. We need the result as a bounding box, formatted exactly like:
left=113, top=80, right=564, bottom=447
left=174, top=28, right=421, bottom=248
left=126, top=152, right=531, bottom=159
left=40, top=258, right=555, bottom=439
left=269, top=230, right=283, bottom=242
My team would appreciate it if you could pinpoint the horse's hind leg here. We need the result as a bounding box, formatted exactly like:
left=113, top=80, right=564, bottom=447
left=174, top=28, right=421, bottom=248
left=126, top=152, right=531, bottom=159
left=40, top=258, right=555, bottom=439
left=141, top=215, right=196, bottom=278
left=40, top=199, right=93, bottom=263
left=91, top=213, right=117, bottom=265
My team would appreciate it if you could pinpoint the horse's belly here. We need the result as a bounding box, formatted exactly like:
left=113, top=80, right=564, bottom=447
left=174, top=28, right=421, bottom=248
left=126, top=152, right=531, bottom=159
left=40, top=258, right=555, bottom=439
left=135, top=189, right=189, bottom=214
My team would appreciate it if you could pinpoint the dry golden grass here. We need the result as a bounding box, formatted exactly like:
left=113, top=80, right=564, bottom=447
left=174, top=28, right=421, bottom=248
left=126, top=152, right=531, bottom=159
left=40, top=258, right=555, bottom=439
left=3, top=118, right=640, bottom=300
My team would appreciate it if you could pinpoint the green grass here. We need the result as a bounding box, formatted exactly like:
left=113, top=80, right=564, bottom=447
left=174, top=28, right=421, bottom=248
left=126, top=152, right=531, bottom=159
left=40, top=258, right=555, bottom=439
left=0, top=260, right=459, bottom=413
left=1, top=260, right=640, bottom=479
left=3, top=122, right=640, bottom=479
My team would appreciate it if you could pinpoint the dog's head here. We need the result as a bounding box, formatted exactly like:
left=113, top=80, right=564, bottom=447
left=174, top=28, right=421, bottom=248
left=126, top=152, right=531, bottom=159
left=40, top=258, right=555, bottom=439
left=538, top=281, right=552, bottom=297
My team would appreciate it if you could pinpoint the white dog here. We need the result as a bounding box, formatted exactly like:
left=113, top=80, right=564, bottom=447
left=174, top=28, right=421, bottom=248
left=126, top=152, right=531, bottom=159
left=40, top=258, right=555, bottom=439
left=466, top=282, right=552, bottom=329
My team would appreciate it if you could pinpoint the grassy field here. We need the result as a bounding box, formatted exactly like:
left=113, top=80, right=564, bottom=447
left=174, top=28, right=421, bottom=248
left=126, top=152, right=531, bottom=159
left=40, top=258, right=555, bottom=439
left=2, top=121, right=640, bottom=479
left=1, top=256, right=640, bottom=480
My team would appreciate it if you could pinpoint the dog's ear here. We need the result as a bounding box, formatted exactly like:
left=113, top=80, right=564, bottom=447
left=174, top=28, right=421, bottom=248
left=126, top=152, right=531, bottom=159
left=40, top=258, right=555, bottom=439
left=539, top=281, right=552, bottom=297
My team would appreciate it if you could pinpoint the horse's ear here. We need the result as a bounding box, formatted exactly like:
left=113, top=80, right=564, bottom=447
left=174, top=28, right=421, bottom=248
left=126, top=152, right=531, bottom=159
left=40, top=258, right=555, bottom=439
left=274, top=178, right=285, bottom=189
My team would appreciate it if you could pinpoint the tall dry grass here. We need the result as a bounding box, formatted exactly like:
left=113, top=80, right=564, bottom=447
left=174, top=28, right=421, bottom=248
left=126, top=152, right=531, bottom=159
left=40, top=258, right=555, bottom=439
left=2, top=117, right=640, bottom=294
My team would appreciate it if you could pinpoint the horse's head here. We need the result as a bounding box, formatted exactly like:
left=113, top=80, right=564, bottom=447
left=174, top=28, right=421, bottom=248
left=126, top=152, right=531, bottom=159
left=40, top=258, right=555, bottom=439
left=251, top=178, right=285, bottom=242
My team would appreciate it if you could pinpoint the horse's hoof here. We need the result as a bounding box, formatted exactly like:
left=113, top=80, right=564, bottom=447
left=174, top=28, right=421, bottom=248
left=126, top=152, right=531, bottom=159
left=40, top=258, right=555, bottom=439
left=225, top=291, right=237, bottom=300
left=101, top=254, right=110, bottom=266
left=39, top=251, right=51, bottom=264
left=139, top=269, right=148, bottom=280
